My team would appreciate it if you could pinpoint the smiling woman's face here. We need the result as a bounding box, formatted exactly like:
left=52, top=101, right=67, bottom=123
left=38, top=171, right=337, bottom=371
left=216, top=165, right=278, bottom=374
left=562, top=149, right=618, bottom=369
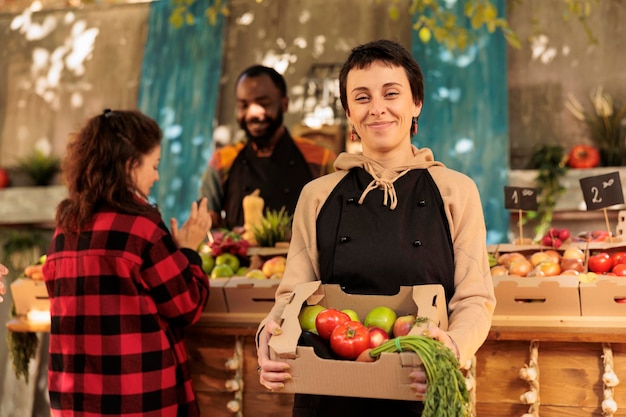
left=346, top=61, right=422, bottom=159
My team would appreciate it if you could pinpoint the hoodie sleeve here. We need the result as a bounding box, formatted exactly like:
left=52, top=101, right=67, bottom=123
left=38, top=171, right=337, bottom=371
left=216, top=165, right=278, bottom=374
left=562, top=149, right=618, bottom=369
left=429, top=166, right=496, bottom=366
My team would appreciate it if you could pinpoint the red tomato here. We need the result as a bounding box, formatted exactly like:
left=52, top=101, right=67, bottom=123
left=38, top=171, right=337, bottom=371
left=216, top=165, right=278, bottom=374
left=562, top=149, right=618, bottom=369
left=588, top=252, right=613, bottom=274
left=567, top=144, right=600, bottom=169
left=0, top=168, right=9, bottom=189
left=610, top=252, right=626, bottom=266
left=612, top=264, right=626, bottom=277
left=367, top=326, right=390, bottom=348
left=330, top=321, right=371, bottom=359
left=315, top=309, right=351, bottom=339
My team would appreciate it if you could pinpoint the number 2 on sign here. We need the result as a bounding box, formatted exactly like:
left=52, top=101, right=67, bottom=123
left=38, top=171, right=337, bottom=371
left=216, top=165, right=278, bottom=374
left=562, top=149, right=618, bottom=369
left=591, top=186, right=602, bottom=203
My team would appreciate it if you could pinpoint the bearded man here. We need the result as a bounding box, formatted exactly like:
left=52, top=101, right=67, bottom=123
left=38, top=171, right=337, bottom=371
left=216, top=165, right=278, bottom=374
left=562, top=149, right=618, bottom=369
left=199, top=65, right=337, bottom=229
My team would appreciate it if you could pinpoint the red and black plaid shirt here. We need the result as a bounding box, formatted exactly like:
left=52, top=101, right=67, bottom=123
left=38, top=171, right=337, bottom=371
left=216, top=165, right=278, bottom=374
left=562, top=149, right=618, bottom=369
left=43, top=208, right=209, bottom=417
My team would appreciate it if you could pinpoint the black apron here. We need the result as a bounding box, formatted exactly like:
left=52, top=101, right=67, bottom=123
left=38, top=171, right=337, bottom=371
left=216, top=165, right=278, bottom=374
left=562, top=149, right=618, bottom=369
left=293, top=168, right=455, bottom=417
left=222, top=131, right=313, bottom=229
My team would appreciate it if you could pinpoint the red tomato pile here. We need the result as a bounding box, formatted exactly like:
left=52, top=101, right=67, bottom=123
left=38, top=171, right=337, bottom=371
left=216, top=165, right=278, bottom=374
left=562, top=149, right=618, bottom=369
left=588, top=251, right=626, bottom=276
left=298, top=306, right=424, bottom=360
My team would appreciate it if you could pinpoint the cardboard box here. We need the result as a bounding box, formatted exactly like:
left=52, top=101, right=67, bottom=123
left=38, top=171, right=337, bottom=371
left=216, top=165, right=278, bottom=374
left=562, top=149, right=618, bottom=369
left=493, top=275, right=581, bottom=316
left=10, top=278, right=50, bottom=316
left=580, top=276, right=626, bottom=316
left=205, top=277, right=229, bottom=313
left=224, top=277, right=280, bottom=313
left=268, top=281, right=448, bottom=400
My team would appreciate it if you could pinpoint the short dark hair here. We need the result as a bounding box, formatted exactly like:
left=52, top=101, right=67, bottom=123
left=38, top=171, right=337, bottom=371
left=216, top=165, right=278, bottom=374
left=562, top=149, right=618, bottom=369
left=339, top=39, right=424, bottom=113
left=235, top=65, right=287, bottom=97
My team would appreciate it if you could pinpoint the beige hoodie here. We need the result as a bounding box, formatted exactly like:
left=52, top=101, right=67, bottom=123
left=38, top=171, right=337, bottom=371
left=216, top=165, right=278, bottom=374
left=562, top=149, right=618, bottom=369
left=258, top=145, right=495, bottom=366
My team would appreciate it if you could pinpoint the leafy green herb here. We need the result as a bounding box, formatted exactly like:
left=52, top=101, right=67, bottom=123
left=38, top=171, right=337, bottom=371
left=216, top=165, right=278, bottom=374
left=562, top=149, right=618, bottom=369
left=370, top=335, right=470, bottom=417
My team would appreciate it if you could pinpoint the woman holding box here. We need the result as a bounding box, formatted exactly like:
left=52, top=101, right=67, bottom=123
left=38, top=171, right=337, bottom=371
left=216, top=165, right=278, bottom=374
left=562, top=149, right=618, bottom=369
left=256, top=39, right=496, bottom=416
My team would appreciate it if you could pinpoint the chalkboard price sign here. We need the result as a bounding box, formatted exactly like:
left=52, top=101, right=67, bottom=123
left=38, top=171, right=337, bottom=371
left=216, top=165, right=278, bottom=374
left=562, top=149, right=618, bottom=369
left=579, top=171, right=624, bottom=210
left=504, top=186, right=538, bottom=211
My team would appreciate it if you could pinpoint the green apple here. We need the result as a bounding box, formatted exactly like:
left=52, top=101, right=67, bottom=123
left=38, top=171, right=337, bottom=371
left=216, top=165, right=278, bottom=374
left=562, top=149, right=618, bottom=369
left=215, top=253, right=240, bottom=273
left=245, top=269, right=267, bottom=279
left=39, top=254, right=47, bottom=264
left=364, top=306, right=397, bottom=335
left=341, top=309, right=360, bottom=322
left=236, top=266, right=249, bottom=276
left=200, top=253, right=215, bottom=275
left=210, top=264, right=234, bottom=279
left=298, top=305, right=326, bottom=333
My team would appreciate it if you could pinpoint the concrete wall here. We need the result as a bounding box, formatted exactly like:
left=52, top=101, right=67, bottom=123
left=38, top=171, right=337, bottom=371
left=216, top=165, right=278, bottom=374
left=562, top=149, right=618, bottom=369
left=0, top=2, right=149, bottom=170
left=507, top=0, right=626, bottom=168
left=1, top=1, right=625, bottom=171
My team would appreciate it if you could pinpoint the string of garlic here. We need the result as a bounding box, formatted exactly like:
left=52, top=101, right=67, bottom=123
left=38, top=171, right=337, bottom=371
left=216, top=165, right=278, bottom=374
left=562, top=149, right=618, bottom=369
left=519, top=340, right=540, bottom=417
left=224, top=337, right=244, bottom=417
left=464, top=356, right=477, bottom=417
left=601, top=343, right=619, bottom=417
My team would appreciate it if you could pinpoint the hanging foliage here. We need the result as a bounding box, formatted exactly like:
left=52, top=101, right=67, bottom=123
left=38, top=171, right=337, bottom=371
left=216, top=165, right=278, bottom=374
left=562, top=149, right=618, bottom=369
left=167, top=0, right=600, bottom=52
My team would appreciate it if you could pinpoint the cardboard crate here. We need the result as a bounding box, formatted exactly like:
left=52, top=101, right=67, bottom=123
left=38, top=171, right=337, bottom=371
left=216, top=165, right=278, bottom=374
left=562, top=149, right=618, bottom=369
left=204, top=277, right=229, bottom=313
left=585, top=241, right=626, bottom=258
left=580, top=276, right=626, bottom=316
left=10, top=278, right=50, bottom=316
left=268, top=281, right=448, bottom=401
left=224, top=277, right=280, bottom=313
left=493, top=275, right=581, bottom=316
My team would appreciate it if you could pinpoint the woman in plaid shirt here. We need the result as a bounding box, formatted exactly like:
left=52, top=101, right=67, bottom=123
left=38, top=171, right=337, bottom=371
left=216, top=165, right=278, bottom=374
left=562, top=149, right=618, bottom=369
left=43, top=109, right=211, bottom=417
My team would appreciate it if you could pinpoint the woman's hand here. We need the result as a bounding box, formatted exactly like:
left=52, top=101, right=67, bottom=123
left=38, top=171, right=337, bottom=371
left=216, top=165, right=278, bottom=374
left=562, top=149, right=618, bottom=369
left=257, top=319, right=291, bottom=391
left=171, top=198, right=212, bottom=250
left=0, top=263, right=8, bottom=303
left=409, top=365, right=427, bottom=399
left=422, top=326, right=460, bottom=360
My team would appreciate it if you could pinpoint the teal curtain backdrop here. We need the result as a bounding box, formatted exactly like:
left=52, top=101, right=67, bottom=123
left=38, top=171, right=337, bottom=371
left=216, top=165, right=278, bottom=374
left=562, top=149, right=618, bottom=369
left=138, top=0, right=226, bottom=224
left=411, top=0, right=509, bottom=244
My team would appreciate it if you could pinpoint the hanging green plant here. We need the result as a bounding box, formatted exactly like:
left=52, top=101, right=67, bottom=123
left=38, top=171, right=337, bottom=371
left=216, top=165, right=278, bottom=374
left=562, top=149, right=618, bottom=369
left=7, top=302, right=39, bottom=383
left=2, top=229, right=49, bottom=382
left=525, top=144, right=569, bottom=240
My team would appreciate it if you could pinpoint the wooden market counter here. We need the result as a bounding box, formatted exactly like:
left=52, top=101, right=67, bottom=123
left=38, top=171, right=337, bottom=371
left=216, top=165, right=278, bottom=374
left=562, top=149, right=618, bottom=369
left=7, top=314, right=626, bottom=417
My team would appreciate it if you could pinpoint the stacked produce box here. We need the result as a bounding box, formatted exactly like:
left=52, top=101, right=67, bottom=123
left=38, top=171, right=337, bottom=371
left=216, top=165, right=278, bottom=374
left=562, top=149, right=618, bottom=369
left=489, top=224, right=626, bottom=318
left=199, top=232, right=287, bottom=314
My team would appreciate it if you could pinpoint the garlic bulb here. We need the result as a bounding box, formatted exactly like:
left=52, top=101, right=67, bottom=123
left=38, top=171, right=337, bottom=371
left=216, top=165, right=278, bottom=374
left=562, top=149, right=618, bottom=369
left=519, top=366, right=537, bottom=382
left=520, top=390, right=537, bottom=404
left=603, top=371, right=620, bottom=388
left=602, top=398, right=618, bottom=414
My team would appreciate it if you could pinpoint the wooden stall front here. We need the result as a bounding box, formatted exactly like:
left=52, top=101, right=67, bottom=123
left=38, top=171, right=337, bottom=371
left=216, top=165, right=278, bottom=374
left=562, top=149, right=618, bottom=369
left=9, top=313, right=626, bottom=417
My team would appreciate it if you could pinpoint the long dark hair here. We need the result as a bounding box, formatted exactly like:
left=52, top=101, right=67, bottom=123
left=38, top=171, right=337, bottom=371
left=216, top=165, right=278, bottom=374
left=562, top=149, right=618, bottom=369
left=339, top=39, right=424, bottom=113
left=56, top=109, right=162, bottom=232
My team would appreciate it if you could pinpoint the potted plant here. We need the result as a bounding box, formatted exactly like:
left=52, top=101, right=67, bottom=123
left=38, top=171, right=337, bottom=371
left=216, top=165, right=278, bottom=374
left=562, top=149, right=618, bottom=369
left=17, top=149, right=60, bottom=186
left=566, top=86, right=626, bottom=167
